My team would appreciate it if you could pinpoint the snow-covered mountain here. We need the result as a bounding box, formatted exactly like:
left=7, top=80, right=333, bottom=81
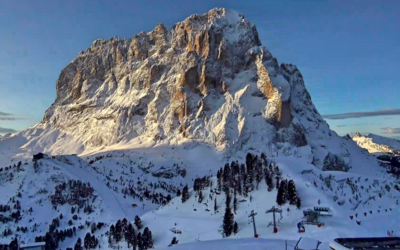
left=1, top=8, right=378, bottom=171
left=353, top=133, right=400, bottom=155
left=1, top=7, right=399, bottom=250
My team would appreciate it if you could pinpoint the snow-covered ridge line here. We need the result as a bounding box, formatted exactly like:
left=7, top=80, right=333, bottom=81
left=353, top=133, right=400, bottom=155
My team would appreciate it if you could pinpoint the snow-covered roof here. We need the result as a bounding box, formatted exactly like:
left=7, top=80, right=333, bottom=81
left=20, top=242, right=46, bottom=248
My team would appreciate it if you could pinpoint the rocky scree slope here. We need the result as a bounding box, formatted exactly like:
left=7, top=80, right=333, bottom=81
left=6, top=8, right=379, bottom=171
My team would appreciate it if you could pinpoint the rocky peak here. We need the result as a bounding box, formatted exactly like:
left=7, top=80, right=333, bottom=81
left=39, top=8, right=361, bottom=171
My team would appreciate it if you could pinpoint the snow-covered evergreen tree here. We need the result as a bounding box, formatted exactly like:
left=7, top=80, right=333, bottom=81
left=287, top=180, right=299, bottom=205
left=296, top=197, right=302, bottom=209
left=142, top=227, right=153, bottom=249
left=276, top=179, right=288, bottom=206
left=233, top=221, right=239, bottom=234
left=233, top=193, right=237, bottom=213
left=198, top=190, right=203, bottom=203
left=223, top=199, right=234, bottom=237
left=74, top=238, right=82, bottom=250
left=182, top=185, right=189, bottom=203
left=134, top=215, right=143, bottom=230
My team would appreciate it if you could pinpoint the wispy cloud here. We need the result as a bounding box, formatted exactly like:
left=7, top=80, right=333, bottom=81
left=0, top=127, right=17, bottom=134
left=0, top=111, right=31, bottom=120
left=323, top=108, right=400, bottom=120
left=381, top=127, right=400, bottom=134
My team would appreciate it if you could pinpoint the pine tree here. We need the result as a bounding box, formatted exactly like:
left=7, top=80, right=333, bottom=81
left=287, top=180, right=298, bottom=205
left=233, top=193, right=237, bottom=213
left=243, top=173, right=248, bottom=197
left=223, top=163, right=231, bottom=192
left=9, top=238, right=18, bottom=250
left=245, top=153, right=253, bottom=172
left=109, top=225, right=115, bottom=240
left=225, top=191, right=231, bottom=208
left=223, top=192, right=234, bottom=237
left=260, top=152, right=267, bottom=161
left=255, top=159, right=263, bottom=190
left=137, top=232, right=143, bottom=250
left=115, top=220, right=123, bottom=242
left=125, top=223, right=136, bottom=248
left=147, top=230, right=153, bottom=248
left=91, top=235, right=98, bottom=249
left=266, top=173, right=274, bottom=192
left=246, top=154, right=254, bottom=190
left=84, top=233, right=91, bottom=249
left=181, top=185, right=189, bottom=203
left=233, top=221, right=239, bottom=234
left=134, top=215, right=143, bottom=230
left=214, top=198, right=218, bottom=213
left=198, top=190, right=203, bottom=203
left=218, top=167, right=223, bottom=191
left=296, top=197, right=302, bottom=209
left=45, top=232, right=58, bottom=250
left=223, top=205, right=234, bottom=237
left=282, top=179, right=289, bottom=202
left=276, top=179, right=287, bottom=206
left=143, top=227, right=153, bottom=249
left=237, top=174, right=242, bottom=195
left=74, top=238, right=82, bottom=250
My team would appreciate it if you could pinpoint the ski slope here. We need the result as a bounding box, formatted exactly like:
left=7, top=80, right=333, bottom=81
left=157, top=238, right=331, bottom=250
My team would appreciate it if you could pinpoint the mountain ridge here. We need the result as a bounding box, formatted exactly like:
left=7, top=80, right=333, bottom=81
left=353, top=133, right=400, bottom=155
left=0, top=7, right=373, bottom=172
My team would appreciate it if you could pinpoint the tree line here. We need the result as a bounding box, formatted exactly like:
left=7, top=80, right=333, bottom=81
left=108, top=216, right=153, bottom=250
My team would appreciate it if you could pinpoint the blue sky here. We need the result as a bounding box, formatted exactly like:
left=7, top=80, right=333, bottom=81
left=0, top=0, right=399, bottom=138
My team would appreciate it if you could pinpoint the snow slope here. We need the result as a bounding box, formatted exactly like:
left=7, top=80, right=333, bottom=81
left=0, top=157, right=113, bottom=249
left=156, top=238, right=331, bottom=250
left=138, top=154, right=400, bottom=249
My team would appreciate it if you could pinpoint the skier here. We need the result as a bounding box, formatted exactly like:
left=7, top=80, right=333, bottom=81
left=297, top=221, right=305, bottom=232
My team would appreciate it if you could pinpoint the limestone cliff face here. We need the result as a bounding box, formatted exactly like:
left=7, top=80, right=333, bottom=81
left=42, top=8, right=355, bottom=170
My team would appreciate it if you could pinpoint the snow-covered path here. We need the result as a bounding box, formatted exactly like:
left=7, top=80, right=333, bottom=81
left=48, top=158, right=129, bottom=220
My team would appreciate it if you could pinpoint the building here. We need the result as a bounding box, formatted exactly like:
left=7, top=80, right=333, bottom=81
left=32, top=153, right=45, bottom=161
left=19, top=242, right=46, bottom=250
